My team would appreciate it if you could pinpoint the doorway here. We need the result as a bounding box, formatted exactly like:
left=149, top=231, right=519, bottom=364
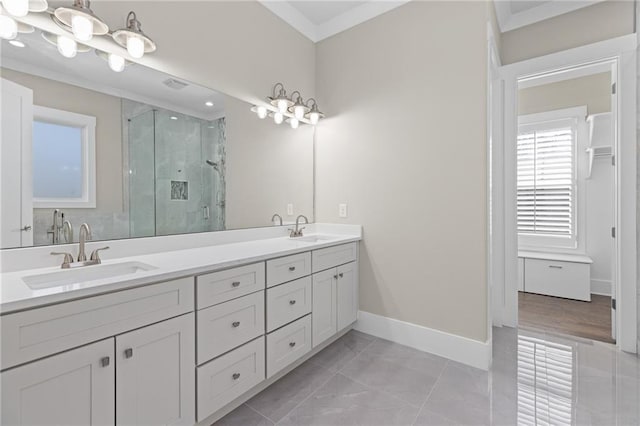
left=491, top=35, right=637, bottom=352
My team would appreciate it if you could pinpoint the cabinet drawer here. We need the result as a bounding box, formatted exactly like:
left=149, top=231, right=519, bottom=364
left=312, top=242, right=357, bottom=273
left=196, top=262, right=265, bottom=310
left=266, top=252, right=311, bottom=287
left=266, top=314, right=311, bottom=378
left=266, top=276, right=311, bottom=332
left=1, top=277, right=194, bottom=370
left=524, top=259, right=590, bottom=301
left=196, top=337, right=265, bottom=422
left=197, top=291, right=265, bottom=364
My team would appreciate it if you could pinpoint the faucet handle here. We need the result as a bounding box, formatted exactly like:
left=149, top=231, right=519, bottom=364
left=298, top=227, right=306, bottom=236
left=90, top=246, right=110, bottom=263
left=51, top=251, right=74, bottom=268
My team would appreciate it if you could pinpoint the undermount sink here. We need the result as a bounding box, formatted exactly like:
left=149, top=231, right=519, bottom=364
left=22, top=261, right=157, bottom=290
left=289, top=234, right=338, bottom=243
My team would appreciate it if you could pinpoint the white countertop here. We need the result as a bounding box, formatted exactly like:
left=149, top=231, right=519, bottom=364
left=0, top=233, right=361, bottom=314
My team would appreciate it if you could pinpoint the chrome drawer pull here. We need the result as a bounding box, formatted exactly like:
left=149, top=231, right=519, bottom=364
left=124, top=348, right=133, bottom=359
left=232, top=321, right=241, bottom=328
left=289, top=300, right=296, bottom=305
left=288, top=266, right=296, bottom=271
left=334, top=275, right=338, bottom=279
left=339, top=273, right=344, bottom=278
left=289, top=342, right=296, bottom=347
left=232, top=373, right=241, bottom=380
left=231, top=281, right=241, bottom=287
left=548, top=265, right=563, bottom=269
left=100, top=356, right=110, bottom=367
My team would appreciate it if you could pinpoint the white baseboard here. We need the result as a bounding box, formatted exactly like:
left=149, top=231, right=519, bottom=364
left=590, top=279, right=612, bottom=296
left=353, top=310, right=491, bottom=371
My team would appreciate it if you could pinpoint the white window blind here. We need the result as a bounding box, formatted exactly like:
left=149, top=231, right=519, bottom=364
left=517, top=121, right=575, bottom=238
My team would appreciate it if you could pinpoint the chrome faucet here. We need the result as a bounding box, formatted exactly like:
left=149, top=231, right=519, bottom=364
left=289, top=215, right=309, bottom=237
left=78, top=223, right=92, bottom=262
left=271, top=213, right=283, bottom=226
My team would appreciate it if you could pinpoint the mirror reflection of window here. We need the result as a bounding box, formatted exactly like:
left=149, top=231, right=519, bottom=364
left=33, top=121, right=83, bottom=199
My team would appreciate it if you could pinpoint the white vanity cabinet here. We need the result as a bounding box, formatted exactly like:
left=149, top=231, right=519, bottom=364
left=1, top=339, right=115, bottom=426
left=312, top=268, right=337, bottom=347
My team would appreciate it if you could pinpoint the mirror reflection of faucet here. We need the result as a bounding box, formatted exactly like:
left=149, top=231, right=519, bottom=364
left=271, top=213, right=283, bottom=226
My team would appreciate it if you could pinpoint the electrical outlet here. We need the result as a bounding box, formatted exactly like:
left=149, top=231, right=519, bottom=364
left=287, top=203, right=294, bottom=216
left=338, top=203, right=348, bottom=218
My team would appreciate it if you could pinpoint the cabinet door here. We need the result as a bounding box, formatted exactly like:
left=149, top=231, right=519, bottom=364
left=116, top=313, right=195, bottom=426
left=337, top=262, right=358, bottom=331
left=312, top=268, right=337, bottom=348
left=1, top=339, right=114, bottom=426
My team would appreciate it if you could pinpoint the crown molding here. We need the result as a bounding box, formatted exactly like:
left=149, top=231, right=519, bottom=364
left=494, top=0, right=606, bottom=33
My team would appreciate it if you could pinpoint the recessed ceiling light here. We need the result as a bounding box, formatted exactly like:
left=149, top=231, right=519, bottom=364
left=170, top=116, right=178, bottom=120
left=9, top=40, right=25, bottom=48
left=205, top=101, right=214, bottom=107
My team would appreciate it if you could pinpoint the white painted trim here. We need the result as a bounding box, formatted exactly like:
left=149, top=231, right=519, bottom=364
left=494, top=0, right=605, bottom=33
left=32, top=106, right=96, bottom=209
left=354, top=311, right=491, bottom=371
left=258, top=0, right=410, bottom=43
left=498, top=34, right=637, bottom=353
left=518, top=61, right=612, bottom=89
left=591, top=279, right=612, bottom=296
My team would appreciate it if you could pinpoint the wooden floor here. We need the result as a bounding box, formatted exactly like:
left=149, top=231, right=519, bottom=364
left=518, top=292, right=614, bottom=344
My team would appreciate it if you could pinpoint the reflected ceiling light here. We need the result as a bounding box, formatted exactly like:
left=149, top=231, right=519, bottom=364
left=305, top=98, right=324, bottom=125
left=0, top=11, right=17, bottom=39
left=289, top=91, right=309, bottom=120
left=2, top=0, right=27, bottom=17
left=273, top=111, right=284, bottom=125
left=250, top=105, right=268, bottom=119
left=268, top=82, right=293, bottom=113
left=8, top=38, right=24, bottom=47
left=54, top=0, right=109, bottom=41
left=205, top=101, right=214, bottom=107
left=57, top=34, right=77, bottom=57
left=170, top=116, right=178, bottom=120
left=112, top=11, right=156, bottom=59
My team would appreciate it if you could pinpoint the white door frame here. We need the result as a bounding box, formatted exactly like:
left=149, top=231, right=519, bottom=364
left=496, top=34, right=637, bottom=353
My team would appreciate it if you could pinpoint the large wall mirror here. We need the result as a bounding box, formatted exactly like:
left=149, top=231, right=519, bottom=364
left=1, top=22, right=314, bottom=249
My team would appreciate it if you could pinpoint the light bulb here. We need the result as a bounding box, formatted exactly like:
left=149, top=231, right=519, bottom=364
left=309, top=112, right=320, bottom=125
left=256, top=106, right=267, bottom=119
left=2, top=0, right=28, bottom=17
left=57, top=35, right=77, bottom=58
left=127, top=35, right=145, bottom=59
left=273, top=112, right=284, bottom=125
left=294, top=105, right=305, bottom=120
left=276, top=99, right=288, bottom=113
left=289, top=118, right=299, bottom=129
left=0, top=14, right=17, bottom=39
left=71, top=14, right=93, bottom=41
left=108, top=53, right=125, bottom=72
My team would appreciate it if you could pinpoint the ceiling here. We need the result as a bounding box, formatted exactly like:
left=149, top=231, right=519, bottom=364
left=259, top=0, right=410, bottom=42
left=2, top=29, right=226, bottom=121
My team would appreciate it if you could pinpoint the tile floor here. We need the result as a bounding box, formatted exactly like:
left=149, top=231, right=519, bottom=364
left=214, top=328, right=640, bottom=425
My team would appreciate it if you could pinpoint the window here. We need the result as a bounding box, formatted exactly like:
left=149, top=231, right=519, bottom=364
left=32, top=106, right=96, bottom=208
left=517, top=107, right=586, bottom=251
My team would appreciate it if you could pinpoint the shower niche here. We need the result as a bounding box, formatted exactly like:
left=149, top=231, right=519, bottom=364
left=126, top=100, right=226, bottom=238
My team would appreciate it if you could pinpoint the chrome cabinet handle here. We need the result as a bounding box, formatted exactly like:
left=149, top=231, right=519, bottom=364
left=548, top=265, right=563, bottom=269
left=232, top=373, right=241, bottom=380
left=232, top=321, right=241, bottom=328
left=288, top=266, right=296, bottom=272
left=21, top=225, right=32, bottom=231
left=289, top=300, right=296, bottom=305
left=339, top=273, right=344, bottom=278
left=124, top=348, right=133, bottom=359
left=100, top=356, right=110, bottom=367
left=231, top=281, right=240, bottom=287
left=289, top=342, right=296, bottom=347
left=334, top=275, right=338, bottom=280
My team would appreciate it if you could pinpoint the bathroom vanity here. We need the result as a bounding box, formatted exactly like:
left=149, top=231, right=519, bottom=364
left=0, top=228, right=361, bottom=425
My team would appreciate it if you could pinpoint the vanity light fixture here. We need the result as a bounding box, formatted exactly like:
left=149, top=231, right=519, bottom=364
left=205, top=101, right=214, bottom=107
left=273, top=111, right=284, bottom=125
left=0, top=9, right=18, bottom=39
left=252, top=83, right=324, bottom=128
left=289, top=91, right=309, bottom=120
left=53, top=0, right=109, bottom=42
left=95, top=50, right=128, bottom=72
left=250, top=105, right=268, bottom=119
left=288, top=117, right=299, bottom=129
left=2, top=0, right=28, bottom=17
left=57, top=34, right=77, bottom=58
left=305, top=98, right=324, bottom=125
left=268, top=82, right=293, bottom=113
left=112, top=11, right=156, bottom=59
left=8, top=38, right=24, bottom=46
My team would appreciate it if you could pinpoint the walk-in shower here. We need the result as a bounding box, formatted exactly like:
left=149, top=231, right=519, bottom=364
left=125, top=100, right=226, bottom=237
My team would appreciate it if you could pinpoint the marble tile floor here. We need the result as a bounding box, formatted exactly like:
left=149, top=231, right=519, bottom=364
left=214, top=328, right=640, bottom=426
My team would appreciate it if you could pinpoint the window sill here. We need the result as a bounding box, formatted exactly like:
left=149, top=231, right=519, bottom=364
left=518, top=250, right=593, bottom=264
